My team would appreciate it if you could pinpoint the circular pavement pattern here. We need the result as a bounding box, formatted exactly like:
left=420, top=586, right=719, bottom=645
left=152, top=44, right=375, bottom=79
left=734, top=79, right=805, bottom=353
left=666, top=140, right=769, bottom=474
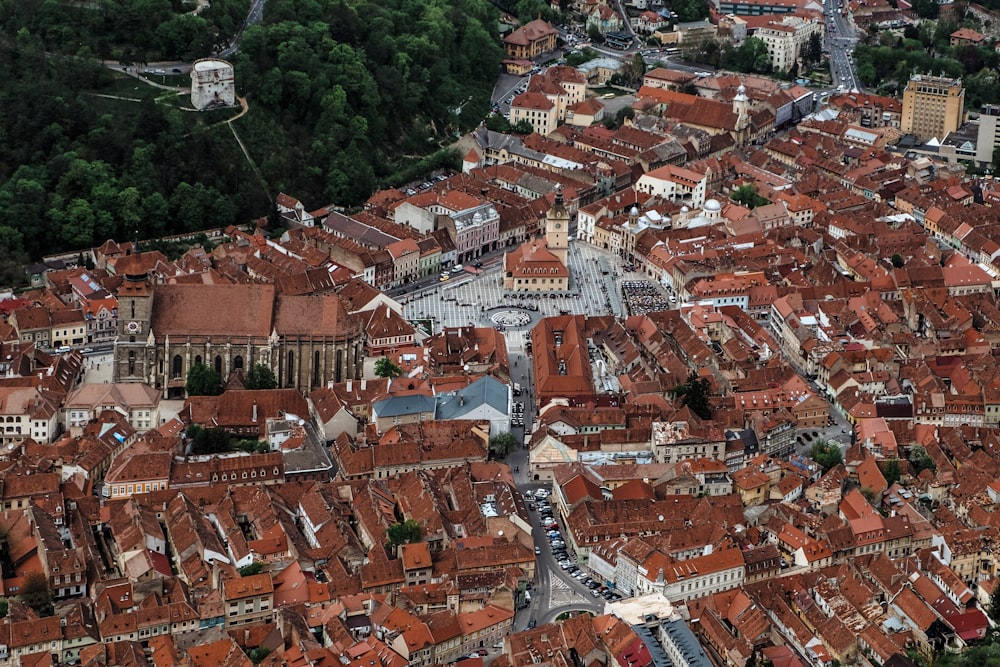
left=490, top=309, right=533, bottom=328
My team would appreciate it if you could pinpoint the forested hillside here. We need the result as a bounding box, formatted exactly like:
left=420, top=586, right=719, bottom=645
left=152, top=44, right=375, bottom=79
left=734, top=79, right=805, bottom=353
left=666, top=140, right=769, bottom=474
left=0, top=0, right=502, bottom=284
left=230, top=0, right=503, bottom=204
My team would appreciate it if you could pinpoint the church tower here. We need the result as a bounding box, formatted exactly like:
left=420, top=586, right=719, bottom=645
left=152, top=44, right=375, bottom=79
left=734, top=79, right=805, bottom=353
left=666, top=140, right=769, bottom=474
left=545, top=185, right=569, bottom=266
left=732, top=84, right=751, bottom=135
left=112, top=255, right=156, bottom=385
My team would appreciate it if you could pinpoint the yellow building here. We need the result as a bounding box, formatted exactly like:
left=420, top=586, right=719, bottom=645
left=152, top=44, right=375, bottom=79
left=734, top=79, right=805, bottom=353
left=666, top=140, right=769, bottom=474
left=503, top=19, right=558, bottom=59
left=901, top=74, right=965, bottom=141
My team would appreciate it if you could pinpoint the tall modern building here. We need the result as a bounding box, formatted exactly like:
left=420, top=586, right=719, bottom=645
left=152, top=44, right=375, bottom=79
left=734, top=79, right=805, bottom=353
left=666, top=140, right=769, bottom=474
left=901, top=74, right=965, bottom=141
left=976, top=104, right=1000, bottom=167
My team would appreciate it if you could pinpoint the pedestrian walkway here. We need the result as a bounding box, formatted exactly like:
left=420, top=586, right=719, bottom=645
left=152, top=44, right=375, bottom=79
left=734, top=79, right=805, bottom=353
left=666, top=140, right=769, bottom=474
left=401, top=242, right=646, bottom=334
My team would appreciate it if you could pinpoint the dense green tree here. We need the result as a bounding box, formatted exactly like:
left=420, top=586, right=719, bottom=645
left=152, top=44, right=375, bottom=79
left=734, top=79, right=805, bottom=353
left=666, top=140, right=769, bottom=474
left=883, top=457, right=901, bottom=485
left=189, top=424, right=233, bottom=454
left=910, top=445, right=935, bottom=474
left=623, top=52, right=647, bottom=84
left=912, top=0, right=939, bottom=18
left=490, top=432, right=518, bottom=458
left=387, top=519, right=423, bottom=546
left=0, top=0, right=504, bottom=269
left=811, top=440, right=843, bottom=471
left=249, top=648, right=272, bottom=664
left=186, top=363, right=223, bottom=396
left=891, top=254, right=904, bottom=268
left=18, top=571, right=53, bottom=617
left=673, top=373, right=712, bottom=420
left=731, top=184, right=769, bottom=208
left=374, top=356, right=403, bottom=378
left=722, top=37, right=771, bottom=74
left=804, top=32, right=823, bottom=67
left=239, top=562, right=264, bottom=576
left=245, top=364, right=278, bottom=390
left=0, top=599, right=7, bottom=618
left=673, top=0, right=709, bottom=22
left=990, top=580, right=1000, bottom=623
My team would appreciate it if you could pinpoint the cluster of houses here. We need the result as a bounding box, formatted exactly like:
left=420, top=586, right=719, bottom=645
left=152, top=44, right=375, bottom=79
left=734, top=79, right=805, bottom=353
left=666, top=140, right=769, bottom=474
left=8, top=17, right=1000, bottom=667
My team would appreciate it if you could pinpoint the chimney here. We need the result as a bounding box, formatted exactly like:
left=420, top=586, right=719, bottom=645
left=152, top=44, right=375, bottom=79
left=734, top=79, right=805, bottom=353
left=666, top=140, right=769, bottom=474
left=252, top=401, right=258, bottom=423
left=386, top=305, right=391, bottom=319
left=361, top=378, right=367, bottom=390
left=460, top=396, right=465, bottom=407
left=346, top=379, right=353, bottom=393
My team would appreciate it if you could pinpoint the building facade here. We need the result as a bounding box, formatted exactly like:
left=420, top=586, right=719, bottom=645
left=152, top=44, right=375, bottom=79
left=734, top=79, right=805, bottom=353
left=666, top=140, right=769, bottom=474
left=901, top=74, right=965, bottom=141
left=112, top=258, right=364, bottom=398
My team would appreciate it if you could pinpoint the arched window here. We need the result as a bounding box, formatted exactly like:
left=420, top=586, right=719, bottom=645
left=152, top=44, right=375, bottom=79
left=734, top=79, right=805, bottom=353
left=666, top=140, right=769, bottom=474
left=312, top=351, right=320, bottom=386
left=128, top=351, right=136, bottom=376
left=172, top=355, right=182, bottom=378
left=335, top=349, right=343, bottom=384
left=195, top=355, right=202, bottom=366
left=215, top=356, right=222, bottom=376
left=286, top=351, right=294, bottom=386
left=234, top=355, right=244, bottom=370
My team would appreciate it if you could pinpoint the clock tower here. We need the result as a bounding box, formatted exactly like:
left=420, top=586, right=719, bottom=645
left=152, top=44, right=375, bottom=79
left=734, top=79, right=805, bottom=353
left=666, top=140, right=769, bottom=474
left=545, top=185, right=569, bottom=267
left=113, top=255, right=155, bottom=384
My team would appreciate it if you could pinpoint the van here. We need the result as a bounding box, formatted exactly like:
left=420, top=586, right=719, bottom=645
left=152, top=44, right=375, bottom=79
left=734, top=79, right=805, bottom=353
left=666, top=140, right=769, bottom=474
left=55, top=346, right=72, bottom=354
left=512, top=383, right=522, bottom=396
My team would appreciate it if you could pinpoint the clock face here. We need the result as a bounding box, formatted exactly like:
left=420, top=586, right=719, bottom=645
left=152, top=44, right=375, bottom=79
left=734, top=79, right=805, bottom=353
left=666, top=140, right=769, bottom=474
left=126, top=321, right=140, bottom=334
left=555, top=223, right=562, bottom=229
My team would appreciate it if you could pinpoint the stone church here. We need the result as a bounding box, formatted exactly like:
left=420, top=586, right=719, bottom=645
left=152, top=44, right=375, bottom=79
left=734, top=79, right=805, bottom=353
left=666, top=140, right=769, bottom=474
left=113, top=257, right=365, bottom=398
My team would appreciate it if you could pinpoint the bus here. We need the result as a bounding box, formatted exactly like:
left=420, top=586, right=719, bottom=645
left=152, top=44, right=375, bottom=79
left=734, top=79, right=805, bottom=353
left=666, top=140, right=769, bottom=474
left=663, top=47, right=681, bottom=57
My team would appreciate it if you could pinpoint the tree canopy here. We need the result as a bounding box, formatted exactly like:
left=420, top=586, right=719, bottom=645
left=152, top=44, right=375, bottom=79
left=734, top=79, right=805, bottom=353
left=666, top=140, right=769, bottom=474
left=673, top=373, right=712, bottom=420
left=245, top=363, right=278, bottom=390
left=811, top=440, right=843, bottom=471
left=374, top=356, right=403, bottom=378
left=186, top=363, right=223, bottom=396
left=18, top=571, right=53, bottom=617
left=731, top=184, right=769, bottom=209
left=387, top=519, right=423, bottom=546
left=0, top=0, right=503, bottom=275
left=490, top=432, right=518, bottom=458
left=721, top=37, right=772, bottom=74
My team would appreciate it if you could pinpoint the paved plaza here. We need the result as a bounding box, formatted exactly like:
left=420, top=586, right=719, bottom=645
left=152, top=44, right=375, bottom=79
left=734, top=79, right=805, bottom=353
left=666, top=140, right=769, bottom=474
left=401, top=242, right=663, bottom=335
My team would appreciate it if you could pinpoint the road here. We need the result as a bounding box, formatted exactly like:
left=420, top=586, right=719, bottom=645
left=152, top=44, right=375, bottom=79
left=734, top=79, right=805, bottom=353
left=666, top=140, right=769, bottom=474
left=825, top=0, right=861, bottom=92
left=513, top=482, right=605, bottom=629
left=100, top=0, right=265, bottom=81
left=220, top=0, right=267, bottom=57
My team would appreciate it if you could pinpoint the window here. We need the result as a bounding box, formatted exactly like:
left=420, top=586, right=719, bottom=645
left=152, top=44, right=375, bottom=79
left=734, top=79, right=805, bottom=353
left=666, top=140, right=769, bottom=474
left=172, top=355, right=182, bottom=378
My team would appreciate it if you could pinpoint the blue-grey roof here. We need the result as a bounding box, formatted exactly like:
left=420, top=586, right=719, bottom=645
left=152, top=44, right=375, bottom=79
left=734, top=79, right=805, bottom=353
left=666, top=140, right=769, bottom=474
left=435, top=375, right=509, bottom=420
left=373, top=394, right=436, bottom=418
left=632, top=625, right=671, bottom=667
left=659, top=619, right=713, bottom=667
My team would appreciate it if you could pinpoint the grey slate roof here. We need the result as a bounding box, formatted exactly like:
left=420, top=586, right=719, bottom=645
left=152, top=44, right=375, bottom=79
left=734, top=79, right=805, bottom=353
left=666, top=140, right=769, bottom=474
left=373, top=394, right=437, bottom=418
left=435, top=375, right=509, bottom=421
